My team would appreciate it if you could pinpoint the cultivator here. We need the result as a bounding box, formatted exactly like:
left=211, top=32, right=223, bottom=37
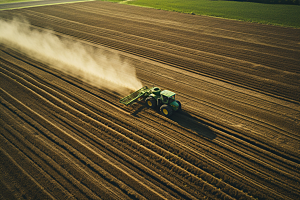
left=120, top=86, right=181, bottom=117
left=119, top=86, right=150, bottom=106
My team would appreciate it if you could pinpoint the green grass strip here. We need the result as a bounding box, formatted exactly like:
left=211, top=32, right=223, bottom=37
left=99, top=0, right=300, bottom=28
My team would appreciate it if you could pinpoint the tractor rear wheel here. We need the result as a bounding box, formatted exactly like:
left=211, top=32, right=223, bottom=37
left=145, top=97, right=156, bottom=108
left=160, top=104, right=173, bottom=117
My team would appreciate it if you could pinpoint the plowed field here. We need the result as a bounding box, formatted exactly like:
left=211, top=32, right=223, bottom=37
left=1, top=1, right=300, bottom=199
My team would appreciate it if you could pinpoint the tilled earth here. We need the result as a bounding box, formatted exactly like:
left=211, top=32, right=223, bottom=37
left=1, top=1, right=300, bottom=199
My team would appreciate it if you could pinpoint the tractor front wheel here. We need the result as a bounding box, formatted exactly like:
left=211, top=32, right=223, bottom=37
left=160, top=105, right=173, bottom=117
left=145, top=97, right=156, bottom=108
left=176, top=100, right=181, bottom=111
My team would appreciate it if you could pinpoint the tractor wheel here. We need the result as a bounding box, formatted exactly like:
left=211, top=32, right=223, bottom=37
left=176, top=100, right=181, bottom=111
left=145, top=97, right=156, bottom=108
left=160, top=105, right=173, bottom=117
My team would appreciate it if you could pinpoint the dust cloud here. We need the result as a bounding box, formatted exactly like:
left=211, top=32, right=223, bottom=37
left=0, top=18, right=143, bottom=94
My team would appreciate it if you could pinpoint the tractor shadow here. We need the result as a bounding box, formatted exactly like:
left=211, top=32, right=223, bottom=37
left=131, top=104, right=147, bottom=117
left=131, top=103, right=216, bottom=140
left=170, top=110, right=217, bottom=140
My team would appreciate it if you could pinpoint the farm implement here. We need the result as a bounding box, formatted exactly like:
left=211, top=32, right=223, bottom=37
left=120, top=86, right=181, bottom=117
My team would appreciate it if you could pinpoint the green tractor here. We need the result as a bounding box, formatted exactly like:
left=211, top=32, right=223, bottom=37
left=119, top=86, right=181, bottom=117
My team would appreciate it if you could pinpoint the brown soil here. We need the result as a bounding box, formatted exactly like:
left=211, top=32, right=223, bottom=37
left=1, top=1, right=300, bottom=199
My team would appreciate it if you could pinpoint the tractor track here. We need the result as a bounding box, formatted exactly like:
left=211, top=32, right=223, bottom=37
left=1, top=1, right=300, bottom=199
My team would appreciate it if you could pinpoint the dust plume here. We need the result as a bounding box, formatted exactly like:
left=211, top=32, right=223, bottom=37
left=0, top=18, right=142, bottom=94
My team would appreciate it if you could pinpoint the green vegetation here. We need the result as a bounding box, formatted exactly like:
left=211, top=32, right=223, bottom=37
left=99, top=0, right=300, bottom=28
left=236, top=0, right=298, bottom=5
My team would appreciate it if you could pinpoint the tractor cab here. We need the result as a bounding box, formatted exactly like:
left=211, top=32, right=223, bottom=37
left=160, top=90, right=176, bottom=104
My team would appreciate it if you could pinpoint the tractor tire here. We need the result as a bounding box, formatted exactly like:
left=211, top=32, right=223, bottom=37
left=160, top=104, right=173, bottom=117
left=145, top=97, right=156, bottom=108
left=176, top=100, right=181, bottom=111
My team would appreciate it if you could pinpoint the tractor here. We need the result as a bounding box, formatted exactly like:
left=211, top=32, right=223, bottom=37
left=119, top=86, right=181, bottom=117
